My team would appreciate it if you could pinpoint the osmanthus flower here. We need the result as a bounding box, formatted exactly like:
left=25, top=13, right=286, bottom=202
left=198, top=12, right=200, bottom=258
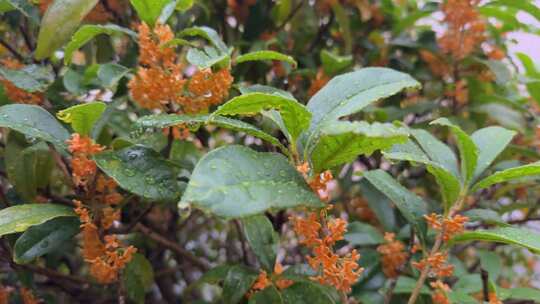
left=20, top=287, right=39, bottom=304
left=308, top=69, right=330, bottom=98
left=74, top=201, right=136, bottom=284
left=247, top=262, right=294, bottom=297
left=0, top=59, right=44, bottom=105
left=419, top=50, right=451, bottom=78
left=377, top=232, right=408, bottom=278
left=430, top=280, right=451, bottom=304
left=412, top=252, right=455, bottom=278
left=424, top=213, right=468, bottom=242
left=489, top=292, right=503, bottom=304
left=0, top=285, right=11, bottom=304
left=66, top=134, right=104, bottom=187
left=438, top=0, right=486, bottom=59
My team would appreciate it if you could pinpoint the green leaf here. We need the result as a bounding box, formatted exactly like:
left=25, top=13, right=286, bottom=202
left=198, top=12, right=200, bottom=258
left=384, top=140, right=461, bottom=209
left=516, top=52, right=540, bottom=105
left=471, top=126, right=516, bottom=179
left=57, top=102, right=107, bottom=136
left=305, top=68, right=420, bottom=159
left=0, top=64, right=54, bottom=93
left=130, top=0, right=170, bottom=26
left=222, top=265, right=258, bottom=304
left=35, top=0, right=100, bottom=60
left=320, top=50, right=353, bottom=76
left=134, top=113, right=287, bottom=153
left=5, top=139, right=52, bottom=201
left=453, top=274, right=482, bottom=294
left=410, top=129, right=460, bottom=178
left=362, top=170, right=428, bottom=244
left=472, top=161, right=540, bottom=191
left=213, top=92, right=311, bottom=142
left=186, top=46, right=230, bottom=69
left=477, top=59, right=512, bottom=85
left=194, top=264, right=234, bottom=286
left=179, top=26, right=228, bottom=54
left=450, top=227, right=540, bottom=254
left=478, top=249, right=502, bottom=281
left=176, top=0, right=194, bottom=11
left=0, top=204, right=75, bottom=237
left=281, top=281, right=340, bottom=304
left=487, top=0, right=540, bottom=24
left=4, top=0, right=40, bottom=23
left=180, top=145, right=323, bottom=219
left=499, top=287, right=540, bottom=302
left=357, top=179, right=396, bottom=231
left=463, top=209, right=508, bottom=227
left=236, top=50, right=297, bottom=68
left=309, top=121, right=408, bottom=173
left=393, top=276, right=430, bottom=295
left=241, top=215, right=279, bottom=271
left=249, top=286, right=283, bottom=304
left=344, top=222, right=384, bottom=246
left=122, top=253, right=155, bottom=304
left=94, top=145, right=182, bottom=202
left=13, top=217, right=80, bottom=264
left=97, top=63, right=130, bottom=88
left=0, top=104, right=71, bottom=151
left=431, top=118, right=478, bottom=185
left=64, top=24, right=136, bottom=65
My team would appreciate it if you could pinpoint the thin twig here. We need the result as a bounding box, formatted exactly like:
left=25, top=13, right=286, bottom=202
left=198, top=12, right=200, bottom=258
left=481, top=268, right=489, bottom=302
left=135, top=223, right=211, bottom=271
left=276, top=0, right=305, bottom=32
left=0, top=38, right=24, bottom=61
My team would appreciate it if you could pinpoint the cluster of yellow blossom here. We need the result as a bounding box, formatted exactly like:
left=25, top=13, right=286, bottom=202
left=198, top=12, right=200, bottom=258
left=377, top=232, right=408, bottom=278
left=0, top=59, right=44, bottom=105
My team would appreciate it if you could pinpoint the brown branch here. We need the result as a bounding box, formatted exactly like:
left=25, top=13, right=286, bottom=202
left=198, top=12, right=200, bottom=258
left=0, top=38, right=24, bottom=61
left=481, top=269, right=489, bottom=302
left=276, top=0, right=305, bottom=32
left=135, top=223, right=211, bottom=271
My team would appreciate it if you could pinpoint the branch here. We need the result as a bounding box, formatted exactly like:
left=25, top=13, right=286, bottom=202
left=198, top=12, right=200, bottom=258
left=276, top=0, right=305, bottom=32
left=135, top=223, right=211, bottom=271
left=481, top=269, right=489, bottom=302
left=0, top=38, right=24, bottom=61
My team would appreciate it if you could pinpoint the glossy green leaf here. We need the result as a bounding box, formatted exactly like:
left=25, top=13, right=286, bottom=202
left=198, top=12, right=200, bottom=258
left=472, top=161, right=540, bottom=191
left=94, top=145, right=182, bottom=202
left=362, top=170, right=428, bottom=244
left=57, top=102, right=107, bottom=136
left=222, top=265, right=258, bottom=304
left=241, top=215, right=279, bottom=271
left=516, top=52, right=540, bottom=105
left=499, top=287, right=540, bottom=301
left=14, top=217, right=80, bottom=264
left=134, top=113, right=287, bottom=153
left=186, top=46, right=230, bottom=69
left=123, top=253, right=155, bottom=304
left=305, top=68, right=420, bottom=158
left=213, top=92, right=311, bottom=142
left=35, top=0, right=99, bottom=60
left=281, top=281, right=340, bottom=304
left=448, top=291, right=479, bottom=304
left=357, top=179, right=396, bottom=231
left=450, top=227, right=540, bottom=254
left=97, top=63, right=130, bottom=88
left=130, top=0, right=170, bottom=26
left=393, top=276, right=430, bottom=295
left=431, top=118, right=478, bottom=185
left=194, top=264, right=235, bottom=286
left=344, top=222, right=384, bottom=246
left=487, top=0, right=540, bottom=24
left=236, top=50, right=297, bottom=68
left=179, top=26, right=228, bottom=53
left=64, top=24, right=136, bottom=65
left=410, top=129, right=460, bottom=178
left=0, top=64, right=54, bottom=93
left=320, top=50, right=353, bottom=76
left=0, top=104, right=71, bottom=151
left=471, top=126, right=516, bottom=179
left=384, top=140, right=461, bottom=209
left=180, top=145, right=323, bottom=219
left=249, top=286, right=283, bottom=304
left=463, top=209, right=508, bottom=227
left=478, top=249, right=502, bottom=281
left=176, top=0, right=194, bottom=11
left=4, top=0, right=39, bottom=23
left=309, top=121, right=408, bottom=173
left=0, top=204, right=75, bottom=237
left=453, top=274, right=482, bottom=294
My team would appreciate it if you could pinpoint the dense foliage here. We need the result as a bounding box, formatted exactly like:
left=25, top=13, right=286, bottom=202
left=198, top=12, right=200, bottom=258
left=0, top=0, right=539, bottom=303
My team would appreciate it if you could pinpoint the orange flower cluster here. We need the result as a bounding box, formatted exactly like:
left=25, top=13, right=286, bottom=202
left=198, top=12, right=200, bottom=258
left=308, top=69, right=330, bottom=98
left=0, top=286, right=10, bottom=304
left=489, top=292, right=503, bottom=304
left=424, top=213, right=468, bottom=242
left=0, top=59, right=44, bottom=105
left=74, top=201, right=136, bottom=284
left=438, top=0, right=485, bottom=59
left=128, top=23, right=233, bottom=114
left=309, top=171, right=333, bottom=202
left=487, top=47, right=506, bottom=61
left=350, top=197, right=377, bottom=225
left=248, top=263, right=294, bottom=297
left=412, top=252, right=454, bottom=278
left=445, top=79, right=469, bottom=106
left=377, top=232, right=408, bottom=278
left=419, top=50, right=451, bottom=78
left=67, top=133, right=104, bottom=186
left=38, top=0, right=127, bottom=23
left=291, top=212, right=363, bottom=293
left=430, top=280, right=451, bottom=304
left=20, top=287, right=39, bottom=304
